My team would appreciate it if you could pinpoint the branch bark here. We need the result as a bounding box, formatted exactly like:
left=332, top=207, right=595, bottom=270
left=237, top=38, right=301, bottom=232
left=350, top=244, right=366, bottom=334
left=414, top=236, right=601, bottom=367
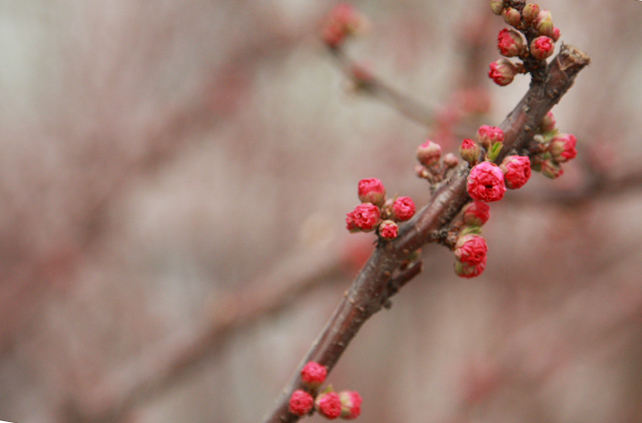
left=262, top=43, right=589, bottom=423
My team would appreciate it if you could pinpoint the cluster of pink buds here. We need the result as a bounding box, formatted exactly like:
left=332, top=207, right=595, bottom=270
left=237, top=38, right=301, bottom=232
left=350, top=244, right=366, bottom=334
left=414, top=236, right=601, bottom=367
left=530, top=111, right=578, bottom=179
left=488, top=2, right=561, bottom=86
left=346, top=178, right=416, bottom=241
left=321, top=3, right=369, bottom=49
left=288, top=361, right=362, bottom=420
left=415, top=139, right=459, bottom=183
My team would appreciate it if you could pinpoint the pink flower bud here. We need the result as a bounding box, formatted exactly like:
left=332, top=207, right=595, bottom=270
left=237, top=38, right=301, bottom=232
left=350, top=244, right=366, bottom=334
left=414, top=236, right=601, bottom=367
left=301, top=362, right=327, bottom=390
left=443, top=153, right=460, bottom=168
left=530, top=36, right=554, bottom=61
left=460, top=138, right=481, bottom=165
left=289, top=390, right=314, bottom=416
left=490, top=0, right=505, bottom=16
left=392, top=197, right=416, bottom=221
left=417, top=140, right=442, bottom=166
left=540, top=158, right=564, bottom=179
left=500, top=155, right=531, bottom=189
left=454, top=257, right=487, bottom=279
left=522, top=3, right=540, bottom=23
left=321, top=4, right=366, bottom=49
left=339, top=391, right=363, bottom=419
left=551, top=27, right=561, bottom=42
left=378, top=220, right=399, bottom=240
left=497, top=28, right=526, bottom=58
left=467, top=162, right=506, bottom=203
left=488, top=58, right=518, bottom=86
left=548, top=133, right=577, bottom=163
left=540, top=111, right=556, bottom=134
left=535, top=10, right=554, bottom=38
left=462, top=200, right=491, bottom=227
left=322, top=22, right=347, bottom=49
left=358, top=178, right=386, bottom=206
left=455, top=234, right=488, bottom=267
left=476, top=125, right=505, bottom=150
left=346, top=203, right=381, bottom=232
left=502, top=7, right=521, bottom=27
left=316, top=392, right=342, bottom=419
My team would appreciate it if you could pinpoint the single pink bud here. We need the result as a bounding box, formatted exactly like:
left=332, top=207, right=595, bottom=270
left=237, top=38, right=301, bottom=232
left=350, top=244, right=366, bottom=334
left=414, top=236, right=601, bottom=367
left=502, top=7, right=521, bottom=27
left=346, top=203, right=381, bottom=232
left=463, top=200, right=491, bottom=227
left=476, top=125, right=505, bottom=150
left=322, top=22, right=347, bottom=49
left=500, top=155, right=531, bottom=189
left=460, top=138, right=481, bottom=165
left=392, top=197, right=416, bottom=221
left=301, top=362, right=327, bottom=390
left=417, top=140, right=442, bottom=166
left=540, top=111, right=556, bottom=134
left=540, top=158, right=564, bottom=179
left=522, top=3, right=540, bottom=23
left=378, top=220, right=399, bottom=240
left=321, top=4, right=365, bottom=49
left=467, top=162, right=506, bottom=203
left=454, top=256, right=487, bottom=278
left=497, top=28, right=526, bottom=58
left=549, top=133, right=577, bottom=163
left=490, top=0, right=505, bottom=16
left=358, top=178, right=386, bottom=206
left=316, top=392, right=342, bottom=419
left=289, top=390, right=314, bottom=416
left=551, top=27, right=561, bottom=42
left=455, top=234, right=488, bottom=267
left=443, top=153, right=460, bottom=168
left=530, top=36, right=554, bottom=61
left=488, top=58, right=518, bottom=86
left=535, top=10, right=554, bottom=38
left=339, top=391, right=363, bottom=419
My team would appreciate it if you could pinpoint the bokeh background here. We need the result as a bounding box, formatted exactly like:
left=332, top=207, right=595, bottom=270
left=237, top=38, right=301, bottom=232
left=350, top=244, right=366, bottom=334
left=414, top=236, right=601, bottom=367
left=1, top=1, right=642, bottom=422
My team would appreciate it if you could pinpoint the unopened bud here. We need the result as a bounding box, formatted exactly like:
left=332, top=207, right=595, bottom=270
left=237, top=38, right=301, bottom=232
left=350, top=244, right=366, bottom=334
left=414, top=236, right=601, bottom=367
left=378, top=220, right=399, bottom=240
left=392, top=197, right=416, bottom=221
left=346, top=203, right=381, bottom=232
left=454, top=258, right=487, bottom=279
left=551, top=27, right=561, bottom=42
left=548, top=133, right=577, bottom=163
left=339, top=391, right=363, bottom=420
left=289, top=390, right=314, bottom=416
left=497, top=28, right=526, bottom=57
left=500, top=155, right=531, bottom=189
left=502, top=7, right=521, bottom=28
left=416, top=140, right=442, bottom=166
left=316, top=392, right=342, bottom=419
left=301, top=361, right=327, bottom=390
left=522, top=3, right=540, bottom=23
left=490, top=0, right=505, bottom=16
left=443, top=153, right=460, bottom=168
left=540, top=111, right=557, bottom=134
left=460, top=138, right=481, bottom=165
left=530, top=36, right=554, bottom=61
left=476, top=125, right=505, bottom=150
left=455, top=234, right=488, bottom=267
left=540, top=159, right=564, bottom=179
left=488, top=58, right=518, bottom=86
left=535, top=10, right=554, bottom=38
left=463, top=201, right=491, bottom=227
left=358, top=178, right=386, bottom=206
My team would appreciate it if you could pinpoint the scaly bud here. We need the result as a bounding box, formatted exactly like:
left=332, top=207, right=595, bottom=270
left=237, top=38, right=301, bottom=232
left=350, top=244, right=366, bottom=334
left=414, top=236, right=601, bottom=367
left=540, top=159, right=564, bottom=179
left=289, top=390, right=314, bottom=416
left=548, top=133, right=577, bottom=163
left=358, top=178, right=386, bottom=206
left=443, top=153, right=460, bottom=169
left=497, top=28, right=526, bottom=57
left=551, top=27, right=561, bottom=42
left=488, top=58, right=518, bottom=86
left=490, top=0, right=505, bottom=15
left=476, top=125, right=505, bottom=150
left=316, top=392, right=342, bottom=419
left=540, top=111, right=557, bottom=134
left=500, top=155, right=531, bottom=189
left=463, top=201, right=491, bottom=227
left=339, top=391, right=363, bottom=420
left=522, top=3, right=540, bottom=23
left=378, top=220, right=399, bottom=240
left=301, top=362, right=327, bottom=390
left=502, top=7, right=521, bottom=27
left=530, top=36, right=554, bottom=61
left=535, top=10, right=554, bottom=38
left=460, top=138, right=481, bottom=165
left=454, top=257, right=487, bottom=278
left=416, top=140, right=442, bottom=166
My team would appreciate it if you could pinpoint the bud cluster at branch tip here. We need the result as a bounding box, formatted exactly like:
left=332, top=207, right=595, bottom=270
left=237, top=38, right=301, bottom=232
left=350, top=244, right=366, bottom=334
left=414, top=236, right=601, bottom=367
left=346, top=178, right=416, bottom=241
left=321, top=3, right=369, bottom=49
left=529, top=111, right=579, bottom=179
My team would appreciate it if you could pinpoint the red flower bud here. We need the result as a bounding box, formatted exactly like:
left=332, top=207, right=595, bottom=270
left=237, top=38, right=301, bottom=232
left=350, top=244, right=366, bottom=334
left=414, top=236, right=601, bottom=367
left=358, top=178, right=386, bottom=206
left=460, top=138, right=481, bottom=165
left=316, top=392, right=342, bottom=419
left=540, top=158, right=564, bottom=179
left=392, top=197, right=416, bottom=221
left=289, top=390, right=314, bottom=416
left=467, top=162, right=506, bottom=203
left=530, top=36, right=554, bottom=61
left=476, top=125, right=505, bottom=150
left=454, top=256, right=487, bottom=278
left=339, top=391, right=363, bottom=419
left=522, top=3, right=540, bottom=23
left=378, top=220, right=399, bottom=240
left=455, top=234, right=488, bottom=267
left=416, top=139, right=442, bottom=166
left=488, top=58, right=518, bottom=86
left=549, top=133, right=577, bottom=163
left=346, top=203, right=381, bottom=232
left=500, top=155, right=531, bottom=189
left=462, top=200, right=491, bottom=227
left=301, top=361, right=327, bottom=390
left=497, top=28, right=526, bottom=58
left=551, top=27, right=561, bottom=42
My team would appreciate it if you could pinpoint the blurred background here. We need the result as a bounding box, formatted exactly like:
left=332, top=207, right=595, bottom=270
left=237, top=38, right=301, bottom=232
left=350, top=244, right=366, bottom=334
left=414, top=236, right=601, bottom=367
left=1, top=1, right=642, bottom=422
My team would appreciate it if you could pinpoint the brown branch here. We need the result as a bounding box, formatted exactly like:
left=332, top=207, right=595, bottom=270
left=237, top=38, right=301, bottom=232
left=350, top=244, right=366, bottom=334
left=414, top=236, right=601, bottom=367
left=262, top=43, right=589, bottom=423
